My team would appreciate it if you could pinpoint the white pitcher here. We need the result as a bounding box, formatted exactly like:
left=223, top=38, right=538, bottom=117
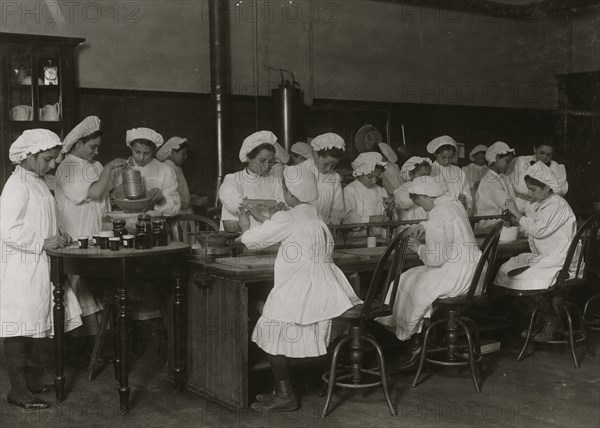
left=40, top=103, right=60, bottom=121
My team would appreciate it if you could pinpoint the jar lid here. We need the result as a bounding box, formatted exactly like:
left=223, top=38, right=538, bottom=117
left=151, top=219, right=163, bottom=225
left=138, top=214, right=151, bottom=221
left=113, top=219, right=127, bottom=226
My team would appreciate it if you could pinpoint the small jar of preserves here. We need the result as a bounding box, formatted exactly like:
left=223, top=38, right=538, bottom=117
left=112, top=219, right=128, bottom=242
left=134, top=221, right=152, bottom=249
left=152, top=219, right=168, bottom=247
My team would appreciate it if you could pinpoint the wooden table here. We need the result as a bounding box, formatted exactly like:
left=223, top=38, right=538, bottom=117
left=185, top=239, right=530, bottom=409
left=47, top=242, right=191, bottom=414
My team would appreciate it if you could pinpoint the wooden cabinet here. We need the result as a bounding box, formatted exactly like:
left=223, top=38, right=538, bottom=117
left=0, top=32, right=85, bottom=190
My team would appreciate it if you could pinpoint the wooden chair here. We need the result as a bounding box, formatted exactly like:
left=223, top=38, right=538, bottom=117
left=321, top=234, right=410, bottom=417
left=412, top=222, right=503, bottom=392
left=504, top=213, right=599, bottom=368
left=167, top=214, right=219, bottom=243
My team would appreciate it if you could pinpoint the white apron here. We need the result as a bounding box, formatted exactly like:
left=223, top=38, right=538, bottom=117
left=462, top=163, right=488, bottom=201
left=242, top=204, right=361, bottom=357
left=378, top=196, right=481, bottom=340
left=301, top=158, right=345, bottom=225
left=495, top=194, right=576, bottom=291
left=431, top=161, right=472, bottom=214
left=163, top=159, right=191, bottom=212
left=55, top=154, right=107, bottom=316
left=218, top=168, right=284, bottom=230
left=393, top=181, right=428, bottom=221
left=1, top=167, right=83, bottom=337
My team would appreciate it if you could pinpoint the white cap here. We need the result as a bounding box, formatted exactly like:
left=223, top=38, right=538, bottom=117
left=239, top=130, right=277, bottom=162
left=426, top=135, right=457, bottom=154
left=351, top=152, right=387, bottom=177
left=126, top=127, right=164, bottom=148
left=62, top=116, right=101, bottom=154
left=9, top=129, right=62, bottom=163
left=485, top=141, right=515, bottom=165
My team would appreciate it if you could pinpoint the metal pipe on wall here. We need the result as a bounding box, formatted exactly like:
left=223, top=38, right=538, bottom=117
left=208, top=0, right=229, bottom=207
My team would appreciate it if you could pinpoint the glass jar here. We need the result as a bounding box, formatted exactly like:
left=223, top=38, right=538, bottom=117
left=134, top=221, right=152, bottom=249
left=112, top=219, right=128, bottom=242
left=152, top=219, right=168, bottom=247
left=138, top=214, right=152, bottom=231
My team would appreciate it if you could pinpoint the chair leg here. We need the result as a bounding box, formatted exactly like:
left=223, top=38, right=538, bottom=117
left=583, top=294, right=600, bottom=323
left=461, top=317, right=483, bottom=376
left=87, top=298, right=113, bottom=381
left=517, top=310, right=541, bottom=362
left=561, top=305, right=580, bottom=369
left=456, top=319, right=481, bottom=392
left=321, top=336, right=351, bottom=418
left=364, top=336, right=396, bottom=417
left=412, top=318, right=446, bottom=388
left=565, top=301, right=594, bottom=357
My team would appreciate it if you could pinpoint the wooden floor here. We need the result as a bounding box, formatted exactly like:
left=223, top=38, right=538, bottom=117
left=1, top=323, right=598, bottom=428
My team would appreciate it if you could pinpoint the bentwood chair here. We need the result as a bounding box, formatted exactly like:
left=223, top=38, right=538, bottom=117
left=412, top=222, right=503, bottom=392
left=167, top=214, right=219, bottom=242
left=321, top=233, right=410, bottom=417
left=503, top=213, right=599, bottom=368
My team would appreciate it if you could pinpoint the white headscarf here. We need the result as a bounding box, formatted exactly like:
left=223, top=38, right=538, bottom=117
left=525, top=161, right=561, bottom=193
left=468, top=144, right=488, bottom=161
left=407, top=175, right=445, bottom=198
left=426, top=135, right=457, bottom=154
left=378, top=143, right=398, bottom=163
left=311, top=133, right=345, bottom=152
left=291, top=142, right=313, bottom=160
left=239, top=130, right=277, bottom=162
left=400, top=156, right=433, bottom=182
left=62, top=116, right=101, bottom=154
left=284, top=165, right=318, bottom=203
left=126, top=127, right=164, bottom=148
left=351, top=152, right=387, bottom=177
left=485, top=141, right=515, bottom=165
left=9, top=129, right=62, bottom=163
left=156, top=137, right=188, bottom=162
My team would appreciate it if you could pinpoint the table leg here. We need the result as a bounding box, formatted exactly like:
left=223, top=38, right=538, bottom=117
left=117, top=260, right=130, bottom=414
left=51, top=256, right=66, bottom=402
left=112, top=286, right=121, bottom=385
left=172, top=276, right=185, bottom=392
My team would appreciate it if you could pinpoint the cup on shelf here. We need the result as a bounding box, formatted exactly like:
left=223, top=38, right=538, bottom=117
left=11, top=105, right=32, bottom=121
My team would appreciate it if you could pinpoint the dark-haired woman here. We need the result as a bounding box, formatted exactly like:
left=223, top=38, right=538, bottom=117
left=218, top=131, right=285, bottom=231
left=301, top=132, right=346, bottom=225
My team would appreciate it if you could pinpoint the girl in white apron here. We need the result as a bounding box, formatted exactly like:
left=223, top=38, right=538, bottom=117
left=496, top=161, right=576, bottom=342
left=394, top=156, right=432, bottom=221
left=427, top=135, right=473, bottom=214
left=218, top=131, right=285, bottom=231
left=241, top=165, right=361, bottom=412
left=379, top=176, right=481, bottom=365
left=1, top=130, right=84, bottom=409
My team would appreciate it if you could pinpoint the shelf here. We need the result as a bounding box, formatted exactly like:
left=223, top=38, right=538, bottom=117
left=8, top=120, right=63, bottom=128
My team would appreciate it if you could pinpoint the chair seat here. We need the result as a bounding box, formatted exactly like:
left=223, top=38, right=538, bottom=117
left=338, top=304, right=392, bottom=320
left=492, top=286, right=551, bottom=297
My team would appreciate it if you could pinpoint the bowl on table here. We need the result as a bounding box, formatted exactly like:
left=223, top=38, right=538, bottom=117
left=114, top=196, right=154, bottom=213
left=499, top=226, right=519, bottom=242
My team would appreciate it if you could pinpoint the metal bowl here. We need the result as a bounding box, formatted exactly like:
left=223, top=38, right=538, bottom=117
left=114, top=197, right=154, bottom=213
